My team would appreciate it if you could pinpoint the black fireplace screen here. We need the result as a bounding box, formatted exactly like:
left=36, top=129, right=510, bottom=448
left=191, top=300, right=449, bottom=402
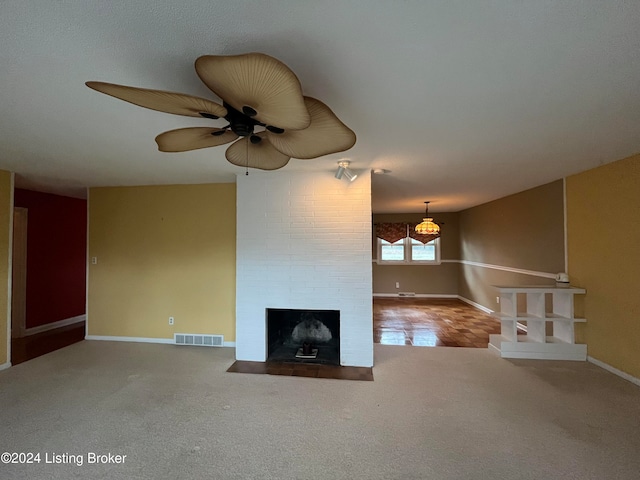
left=266, top=309, right=340, bottom=365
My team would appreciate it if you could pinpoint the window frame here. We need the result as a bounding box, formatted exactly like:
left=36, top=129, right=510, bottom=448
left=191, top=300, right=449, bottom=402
left=376, top=236, right=441, bottom=265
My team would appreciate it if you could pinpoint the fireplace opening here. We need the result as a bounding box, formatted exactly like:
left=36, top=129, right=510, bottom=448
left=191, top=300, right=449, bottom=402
left=267, top=309, right=340, bottom=365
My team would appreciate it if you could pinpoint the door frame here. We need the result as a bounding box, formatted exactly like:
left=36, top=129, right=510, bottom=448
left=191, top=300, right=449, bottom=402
left=11, top=206, right=27, bottom=339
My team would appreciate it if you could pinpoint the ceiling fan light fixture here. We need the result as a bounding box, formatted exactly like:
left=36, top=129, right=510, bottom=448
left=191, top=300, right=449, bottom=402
left=415, top=201, right=440, bottom=235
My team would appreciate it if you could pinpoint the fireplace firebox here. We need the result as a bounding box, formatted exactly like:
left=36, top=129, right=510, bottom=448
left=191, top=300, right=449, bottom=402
left=266, top=309, right=340, bottom=365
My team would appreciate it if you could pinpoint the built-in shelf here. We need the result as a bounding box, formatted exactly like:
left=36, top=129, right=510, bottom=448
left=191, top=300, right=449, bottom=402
left=489, top=285, right=587, bottom=361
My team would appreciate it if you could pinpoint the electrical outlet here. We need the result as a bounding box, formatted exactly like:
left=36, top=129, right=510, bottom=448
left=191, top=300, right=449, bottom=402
left=395, top=282, right=400, bottom=289
left=91, top=257, right=97, bottom=264
left=168, top=316, right=174, bottom=325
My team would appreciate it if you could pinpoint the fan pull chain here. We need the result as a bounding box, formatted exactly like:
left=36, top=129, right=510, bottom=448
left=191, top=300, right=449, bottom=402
left=245, top=137, right=249, bottom=175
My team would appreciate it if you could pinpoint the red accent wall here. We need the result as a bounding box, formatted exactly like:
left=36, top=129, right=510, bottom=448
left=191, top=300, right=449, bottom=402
left=14, top=189, right=87, bottom=328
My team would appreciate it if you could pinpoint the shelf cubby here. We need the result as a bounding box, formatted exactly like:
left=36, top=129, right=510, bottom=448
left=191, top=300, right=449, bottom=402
left=489, top=285, right=586, bottom=360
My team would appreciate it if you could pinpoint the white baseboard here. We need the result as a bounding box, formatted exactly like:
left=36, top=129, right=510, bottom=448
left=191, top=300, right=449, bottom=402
left=24, top=314, right=86, bottom=336
left=86, top=335, right=174, bottom=344
left=373, top=293, right=495, bottom=315
left=373, top=293, right=458, bottom=298
left=457, top=296, right=494, bottom=314
left=86, top=335, right=235, bottom=347
left=0, top=361, right=11, bottom=371
left=588, top=356, right=640, bottom=387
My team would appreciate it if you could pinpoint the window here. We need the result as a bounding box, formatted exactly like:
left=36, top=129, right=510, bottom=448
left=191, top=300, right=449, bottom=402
left=410, top=237, right=436, bottom=261
left=377, top=236, right=440, bottom=264
left=379, top=238, right=405, bottom=261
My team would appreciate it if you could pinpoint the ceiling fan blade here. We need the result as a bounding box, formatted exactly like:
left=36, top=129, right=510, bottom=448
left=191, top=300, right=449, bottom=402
left=86, top=81, right=227, bottom=119
left=225, top=133, right=290, bottom=171
left=155, top=127, right=238, bottom=152
left=195, top=53, right=310, bottom=131
left=266, top=97, right=356, bottom=159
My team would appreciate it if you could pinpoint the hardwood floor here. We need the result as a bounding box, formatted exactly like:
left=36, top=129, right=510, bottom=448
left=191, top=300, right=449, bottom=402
left=11, top=322, right=85, bottom=365
left=374, top=297, right=502, bottom=348
left=227, top=361, right=373, bottom=381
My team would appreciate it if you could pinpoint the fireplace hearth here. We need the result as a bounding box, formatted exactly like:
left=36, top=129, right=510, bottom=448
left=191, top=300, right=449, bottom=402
left=267, top=309, right=340, bottom=365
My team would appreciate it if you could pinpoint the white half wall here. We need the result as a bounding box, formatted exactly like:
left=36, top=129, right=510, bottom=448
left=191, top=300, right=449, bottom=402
left=236, top=171, right=373, bottom=367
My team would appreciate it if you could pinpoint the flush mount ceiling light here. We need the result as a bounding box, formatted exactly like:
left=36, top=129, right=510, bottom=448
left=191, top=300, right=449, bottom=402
left=415, top=201, right=440, bottom=235
left=335, top=160, right=358, bottom=182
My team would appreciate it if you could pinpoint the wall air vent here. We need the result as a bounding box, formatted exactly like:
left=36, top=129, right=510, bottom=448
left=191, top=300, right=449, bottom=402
left=174, top=333, right=224, bottom=347
left=398, top=292, right=416, bottom=297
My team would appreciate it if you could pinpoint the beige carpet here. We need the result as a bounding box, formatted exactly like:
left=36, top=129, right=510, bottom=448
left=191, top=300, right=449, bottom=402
left=1, top=341, right=639, bottom=479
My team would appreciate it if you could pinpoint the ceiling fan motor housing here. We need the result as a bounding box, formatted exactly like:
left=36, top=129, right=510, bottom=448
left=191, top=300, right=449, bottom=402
left=223, top=102, right=262, bottom=137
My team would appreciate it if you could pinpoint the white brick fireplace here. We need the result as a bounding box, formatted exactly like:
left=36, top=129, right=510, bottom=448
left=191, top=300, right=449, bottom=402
left=235, top=171, right=373, bottom=367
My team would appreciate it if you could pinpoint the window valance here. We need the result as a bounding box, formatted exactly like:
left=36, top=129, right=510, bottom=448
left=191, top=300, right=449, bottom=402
left=374, top=223, right=407, bottom=244
left=375, top=222, right=440, bottom=244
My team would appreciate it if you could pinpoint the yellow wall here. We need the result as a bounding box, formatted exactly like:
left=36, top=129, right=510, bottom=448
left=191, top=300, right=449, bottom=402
left=0, top=170, right=12, bottom=366
left=88, top=183, right=236, bottom=341
left=566, top=153, right=640, bottom=378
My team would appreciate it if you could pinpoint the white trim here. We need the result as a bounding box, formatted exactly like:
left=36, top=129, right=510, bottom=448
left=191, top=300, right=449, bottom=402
left=23, top=314, right=85, bottom=336
left=86, top=335, right=236, bottom=347
left=86, top=335, right=174, bottom=344
left=457, top=260, right=556, bottom=279
left=373, top=293, right=458, bottom=298
left=373, top=293, right=495, bottom=315
left=457, top=296, right=493, bottom=314
left=376, top=236, right=441, bottom=265
left=85, top=189, right=90, bottom=339
left=5, top=173, right=15, bottom=366
left=588, top=356, right=640, bottom=387
left=374, top=258, right=556, bottom=280
left=0, top=361, right=10, bottom=371
left=374, top=295, right=531, bottom=327
left=563, top=177, right=569, bottom=274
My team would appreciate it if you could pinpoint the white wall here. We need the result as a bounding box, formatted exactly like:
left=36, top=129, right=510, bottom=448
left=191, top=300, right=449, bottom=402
left=236, top=171, right=373, bottom=367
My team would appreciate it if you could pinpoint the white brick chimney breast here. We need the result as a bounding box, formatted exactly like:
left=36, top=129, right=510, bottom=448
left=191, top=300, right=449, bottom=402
left=235, top=171, right=373, bottom=367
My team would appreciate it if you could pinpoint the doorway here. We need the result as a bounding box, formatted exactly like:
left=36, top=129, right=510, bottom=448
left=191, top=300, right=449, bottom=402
left=10, top=189, right=88, bottom=366
left=11, top=207, right=27, bottom=339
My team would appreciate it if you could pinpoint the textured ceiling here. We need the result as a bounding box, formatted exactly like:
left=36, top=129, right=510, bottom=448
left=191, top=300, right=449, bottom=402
left=1, top=1, right=639, bottom=213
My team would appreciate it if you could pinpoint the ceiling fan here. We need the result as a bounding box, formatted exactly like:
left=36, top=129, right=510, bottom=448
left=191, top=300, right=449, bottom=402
left=86, top=53, right=356, bottom=171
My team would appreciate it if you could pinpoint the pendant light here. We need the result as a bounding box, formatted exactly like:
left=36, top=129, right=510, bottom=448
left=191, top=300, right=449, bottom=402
left=415, top=201, right=440, bottom=235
